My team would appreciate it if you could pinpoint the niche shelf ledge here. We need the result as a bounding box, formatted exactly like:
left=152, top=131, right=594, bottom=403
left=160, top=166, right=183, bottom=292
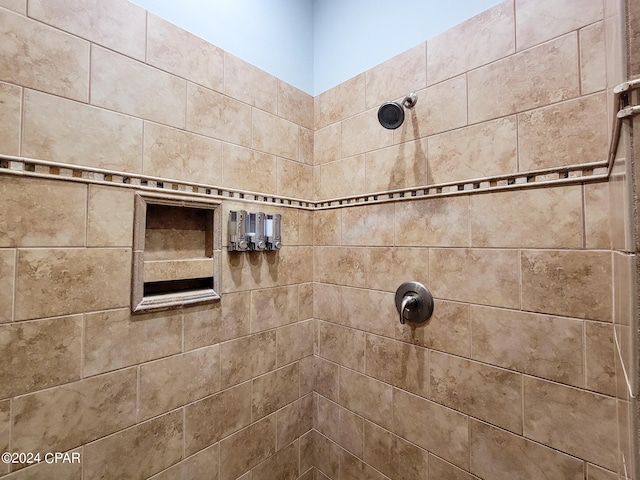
left=131, top=192, right=221, bottom=313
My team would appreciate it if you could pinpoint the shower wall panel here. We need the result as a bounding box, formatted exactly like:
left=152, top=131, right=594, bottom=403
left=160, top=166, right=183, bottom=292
left=312, top=0, right=623, bottom=479
left=0, top=1, right=315, bottom=478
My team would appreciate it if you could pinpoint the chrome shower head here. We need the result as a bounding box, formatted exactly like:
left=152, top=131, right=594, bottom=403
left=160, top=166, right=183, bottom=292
left=377, top=93, right=418, bottom=129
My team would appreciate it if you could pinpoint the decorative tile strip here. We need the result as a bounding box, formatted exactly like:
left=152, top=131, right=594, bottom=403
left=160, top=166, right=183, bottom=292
left=0, top=154, right=609, bottom=210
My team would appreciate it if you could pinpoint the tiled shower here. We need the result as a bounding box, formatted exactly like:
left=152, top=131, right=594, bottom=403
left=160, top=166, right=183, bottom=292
left=0, top=0, right=637, bottom=479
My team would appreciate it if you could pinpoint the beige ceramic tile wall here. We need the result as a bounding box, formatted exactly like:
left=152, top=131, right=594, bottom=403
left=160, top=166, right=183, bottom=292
left=314, top=0, right=607, bottom=200
left=0, top=174, right=315, bottom=480
left=311, top=0, right=625, bottom=479
left=0, top=0, right=631, bottom=480
left=0, top=0, right=315, bottom=478
left=0, top=0, right=313, bottom=198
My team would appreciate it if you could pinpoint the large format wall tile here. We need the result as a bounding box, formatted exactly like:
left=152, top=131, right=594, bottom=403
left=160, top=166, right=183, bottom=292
left=395, top=196, right=469, bottom=247
left=278, top=80, right=314, bottom=130
left=365, top=247, right=429, bottom=293
left=363, top=421, right=429, bottom=480
left=139, top=346, right=221, bottom=421
left=518, top=93, right=607, bottom=170
left=251, top=440, right=299, bottom=480
left=429, top=456, right=478, bottom=480
left=219, top=415, right=277, bottom=480
left=276, top=394, right=313, bottom=449
left=143, top=122, right=222, bottom=186
left=584, top=182, right=612, bottom=249
left=430, top=248, right=520, bottom=308
left=250, top=285, right=299, bottom=332
left=84, top=411, right=183, bottom=480
left=84, top=308, right=182, bottom=376
left=580, top=21, right=607, bottom=94
left=12, top=368, right=136, bottom=453
left=317, top=395, right=364, bottom=457
left=224, top=53, right=278, bottom=114
left=430, top=351, right=522, bottom=433
left=253, top=109, right=299, bottom=161
left=151, top=444, right=219, bottom=480
left=0, top=315, right=81, bottom=398
left=365, top=138, right=428, bottom=192
left=396, top=300, right=470, bottom=358
left=471, top=306, right=584, bottom=387
left=147, top=13, right=224, bottom=92
left=521, top=250, right=612, bottom=321
left=23, top=90, right=143, bottom=172
left=0, top=82, right=20, bottom=156
left=341, top=287, right=396, bottom=337
left=0, top=250, right=14, bottom=323
left=0, top=9, right=89, bottom=101
left=184, top=382, right=252, bottom=456
left=314, top=247, right=366, bottom=287
left=314, top=123, right=341, bottom=166
left=516, top=0, right=603, bottom=51
left=427, top=0, right=515, bottom=85
left=316, top=156, right=366, bottom=199
left=585, top=321, right=616, bottom=396
left=15, top=248, right=130, bottom=320
left=182, top=303, right=224, bottom=352
left=276, top=320, right=314, bottom=366
left=318, top=321, right=365, bottom=372
left=0, top=176, right=86, bottom=248
left=365, top=43, right=426, bottom=110
left=186, top=83, right=252, bottom=147
left=221, top=144, right=277, bottom=193
left=87, top=186, right=134, bottom=248
left=401, top=75, right=468, bottom=140
left=0, top=0, right=25, bottom=13
left=365, top=334, right=429, bottom=398
left=341, top=449, right=386, bottom=480
left=340, top=368, right=393, bottom=431
left=277, top=158, right=313, bottom=198
left=469, top=186, right=583, bottom=248
left=470, top=419, right=584, bottom=480
left=428, top=116, right=517, bottom=184
left=341, top=110, right=393, bottom=158
left=28, top=0, right=146, bottom=60
left=468, top=34, right=579, bottom=123
left=524, top=376, right=617, bottom=469
left=221, top=331, right=276, bottom=389
left=91, top=46, right=186, bottom=128
left=316, top=74, right=366, bottom=128
left=393, top=388, right=469, bottom=470
left=341, top=203, right=395, bottom=246
left=251, top=363, right=299, bottom=420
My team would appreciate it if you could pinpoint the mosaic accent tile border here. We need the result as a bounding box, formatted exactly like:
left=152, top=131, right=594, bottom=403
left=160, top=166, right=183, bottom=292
left=0, top=154, right=609, bottom=211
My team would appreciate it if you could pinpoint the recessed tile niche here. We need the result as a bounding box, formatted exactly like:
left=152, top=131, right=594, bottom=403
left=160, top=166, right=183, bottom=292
left=131, top=192, right=221, bottom=313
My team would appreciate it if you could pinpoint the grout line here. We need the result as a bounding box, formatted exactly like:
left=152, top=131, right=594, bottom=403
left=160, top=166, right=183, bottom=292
left=582, top=184, right=588, bottom=249
left=11, top=249, right=17, bottom=323
left=18, top=86, right=24, bottom=158
left=582, top=320, right=588, bottom=389
left=80, top=314, right=86, bottom=380
left=136, top=366, right=141, bottom=424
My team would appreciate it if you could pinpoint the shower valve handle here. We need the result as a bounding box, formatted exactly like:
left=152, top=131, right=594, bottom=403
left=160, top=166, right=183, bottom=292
left=395, top=281, right=434, bottom=325
left=399, top=293, right=418, bottom=324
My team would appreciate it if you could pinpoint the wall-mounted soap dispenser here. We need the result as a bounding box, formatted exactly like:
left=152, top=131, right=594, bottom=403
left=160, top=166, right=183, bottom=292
left=247, top=212, right=266, bottom=251
left=228, top=210, right=249, bottom=252
left=265, top=214, right=281, bottom=250
left=229, top=211, right=281, bottom=252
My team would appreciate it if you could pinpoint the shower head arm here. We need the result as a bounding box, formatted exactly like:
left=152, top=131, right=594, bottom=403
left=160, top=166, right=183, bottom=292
left=402, top=93, right=417, bottom=109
